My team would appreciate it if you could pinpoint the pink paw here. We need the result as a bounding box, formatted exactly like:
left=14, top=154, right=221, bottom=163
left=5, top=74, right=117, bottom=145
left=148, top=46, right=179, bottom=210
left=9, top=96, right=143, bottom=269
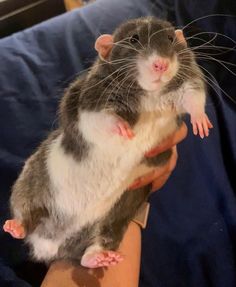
left=3, top=219, right=26, bottom=239
left=191, top=113, right=213, bottom=139
left=81, top=250, right=124, bottom=269
left=111, top=119, right=134, bottom=139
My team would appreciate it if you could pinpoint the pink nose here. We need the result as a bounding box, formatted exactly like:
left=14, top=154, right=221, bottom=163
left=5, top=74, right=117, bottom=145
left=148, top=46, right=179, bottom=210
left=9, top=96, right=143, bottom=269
left=152, top=59, right=169, bottom=73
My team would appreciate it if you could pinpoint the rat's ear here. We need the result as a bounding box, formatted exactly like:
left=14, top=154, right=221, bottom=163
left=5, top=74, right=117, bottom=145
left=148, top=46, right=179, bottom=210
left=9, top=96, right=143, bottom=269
left=95, top=34, right=114, bottom=60
left=175, top=29, right=187, bottom=46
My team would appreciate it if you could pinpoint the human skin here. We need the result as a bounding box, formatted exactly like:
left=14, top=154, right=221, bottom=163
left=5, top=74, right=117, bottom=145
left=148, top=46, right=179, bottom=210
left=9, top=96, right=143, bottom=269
left=41, top=123, right=188, bottom=287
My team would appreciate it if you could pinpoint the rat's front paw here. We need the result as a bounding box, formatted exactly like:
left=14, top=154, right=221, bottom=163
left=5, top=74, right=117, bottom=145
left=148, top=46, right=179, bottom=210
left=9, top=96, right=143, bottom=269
left=111, top=118, right=134, bottom=139
left=191, top=113, right=213, bottom=138
left=97, top=112, right=135, bottom=140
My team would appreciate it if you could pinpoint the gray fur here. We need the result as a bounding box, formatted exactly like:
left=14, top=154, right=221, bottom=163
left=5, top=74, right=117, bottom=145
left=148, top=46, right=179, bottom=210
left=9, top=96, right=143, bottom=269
left=99, top=184, right=151, bottom=251
left=11, top=131, right=59, bottom=234
left=77, top=63, right=141, bottom=127
left=57, top=222, right=99, bottom=264
left=59, top=76, right=90, bottom=160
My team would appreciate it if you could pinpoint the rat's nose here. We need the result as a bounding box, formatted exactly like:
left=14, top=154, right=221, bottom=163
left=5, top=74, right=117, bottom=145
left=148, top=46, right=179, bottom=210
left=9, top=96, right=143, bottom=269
left=152, top=59, right=169, bottom=73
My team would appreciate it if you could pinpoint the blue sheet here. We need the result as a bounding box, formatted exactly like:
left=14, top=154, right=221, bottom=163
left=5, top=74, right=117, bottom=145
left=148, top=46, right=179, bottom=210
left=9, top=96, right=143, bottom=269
left=0, top=0, right=235, bottom=286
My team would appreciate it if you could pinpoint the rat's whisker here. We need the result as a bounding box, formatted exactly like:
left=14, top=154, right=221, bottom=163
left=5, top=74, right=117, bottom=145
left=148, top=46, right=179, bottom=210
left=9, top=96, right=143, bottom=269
left=200, top=65, right=236, bottom=104
left=125, top=75, right=138, bottom=110
left=188, top=33, right=218, bottom=49
left=122, top=37, right=145, bottom=51
left=104, top=69, right=137, bottom=111
left=113, top=35, right=145, bottom=52
left=96, top=63, right=134, bottom=95
left=178, top=51, right=236, bottom=72
left=177, top=67, right=223, bottom=102
left=108, top=58, right=136, bottom=64
left=185, top=33, right=217, bottom=43
left=186, top=31, right=236, bottom=46
left=94, top=64, right=137, bottom=109
left=114, top=36, right=134, bottom=45
left=148, top=21, right=151, bottom=50
left=178, top=63, right=236, bottom=104
left=191, top=45, right=236, bottom=56
left=112, top=42, right=141, bottom=54
left=179, top=51, right=236, bottom=76
left=193, top=52, right=236, bottom=67
left=74, top=57, right=134, bottom=74
left=181, top=14, right=236, bottom=32
left=95, top=71, right=129, bottom=110
left=82, top=62, right=136, bottom=93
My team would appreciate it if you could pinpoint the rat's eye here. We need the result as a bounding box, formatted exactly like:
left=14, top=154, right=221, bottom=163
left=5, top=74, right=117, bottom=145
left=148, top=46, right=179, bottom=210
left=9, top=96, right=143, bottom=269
left=168, top=35, right=174, bottom=43
left=130, top=34, right=140, bottom=44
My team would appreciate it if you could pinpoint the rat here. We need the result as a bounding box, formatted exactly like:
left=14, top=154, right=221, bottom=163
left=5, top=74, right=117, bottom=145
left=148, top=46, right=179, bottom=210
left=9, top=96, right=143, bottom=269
left=3, top=16, right=213, bottom=268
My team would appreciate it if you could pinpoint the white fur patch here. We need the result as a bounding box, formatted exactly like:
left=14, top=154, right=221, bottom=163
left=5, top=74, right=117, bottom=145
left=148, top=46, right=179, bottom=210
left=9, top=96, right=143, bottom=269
left=27, top=233, right=60, bottom=261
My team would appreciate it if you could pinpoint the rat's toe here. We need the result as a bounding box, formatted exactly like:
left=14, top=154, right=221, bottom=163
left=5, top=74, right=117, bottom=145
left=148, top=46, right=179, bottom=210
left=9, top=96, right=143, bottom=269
left=81, top=250, right=123, bottom=268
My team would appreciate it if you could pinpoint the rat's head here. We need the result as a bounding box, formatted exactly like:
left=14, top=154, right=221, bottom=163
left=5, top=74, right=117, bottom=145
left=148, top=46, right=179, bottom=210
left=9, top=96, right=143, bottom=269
left=95, top=17, right=191, bottom=92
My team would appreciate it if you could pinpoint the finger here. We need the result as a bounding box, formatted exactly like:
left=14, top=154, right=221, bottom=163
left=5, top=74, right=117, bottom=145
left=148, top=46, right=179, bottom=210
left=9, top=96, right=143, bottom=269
left=151, top=148, right=178, bottom=191
left=129, top=147, right=178, bottom=190
left=128, top=169, right=160, bottom=190
left=166, top=146, right=178, bottom=172
left=145, top=123, right=187, bottom=157
left=151, top=172, right=171, bottom=192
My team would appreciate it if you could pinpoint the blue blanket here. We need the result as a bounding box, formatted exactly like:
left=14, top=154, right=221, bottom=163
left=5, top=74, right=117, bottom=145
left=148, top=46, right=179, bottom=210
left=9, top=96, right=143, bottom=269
left=0, top=0, right=235, bottom=286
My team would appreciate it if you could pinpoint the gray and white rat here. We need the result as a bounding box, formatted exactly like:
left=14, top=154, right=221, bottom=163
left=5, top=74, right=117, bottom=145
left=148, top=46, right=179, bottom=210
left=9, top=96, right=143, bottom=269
left=3, top=16, right=212, bottom=268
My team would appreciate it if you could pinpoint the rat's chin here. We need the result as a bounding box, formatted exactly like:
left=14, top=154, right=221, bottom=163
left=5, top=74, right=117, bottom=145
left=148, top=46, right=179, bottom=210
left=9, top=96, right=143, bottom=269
left=160, top=74, right=174, bottom=83
left=137, top=74, right=174, bottom=92
left=138, top=81, right=160, bottom=91
left=152, top=73, right=174, bottom=87
left=143, top=78, right=172, bottom=92
left=137, top=75, right=161, bottom=91
left=152, top=78, right=161, bottom=84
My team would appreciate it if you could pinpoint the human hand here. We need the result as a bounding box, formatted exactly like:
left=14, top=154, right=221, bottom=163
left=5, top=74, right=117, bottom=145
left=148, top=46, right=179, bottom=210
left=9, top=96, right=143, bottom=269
left=129, top=123, right=188, bottom=191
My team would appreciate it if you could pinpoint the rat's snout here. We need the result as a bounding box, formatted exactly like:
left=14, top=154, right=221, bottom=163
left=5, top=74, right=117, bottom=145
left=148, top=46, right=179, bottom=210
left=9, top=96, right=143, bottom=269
left=137, top=53, right=178, bottom=91
left=152, top=59, right=169, bottom=73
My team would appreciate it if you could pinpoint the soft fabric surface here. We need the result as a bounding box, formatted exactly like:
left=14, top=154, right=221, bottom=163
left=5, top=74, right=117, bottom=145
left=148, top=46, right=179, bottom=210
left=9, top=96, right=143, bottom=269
left=0, top=0, right=235, bottom=286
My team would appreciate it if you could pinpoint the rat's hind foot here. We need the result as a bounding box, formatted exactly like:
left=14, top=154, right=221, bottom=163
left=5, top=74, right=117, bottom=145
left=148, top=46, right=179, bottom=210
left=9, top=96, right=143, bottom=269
left=191, top=113, right=213, bottom=138
left=3, top=219, right=26, bottom=239
left=81, top=250, right=124, bottom=268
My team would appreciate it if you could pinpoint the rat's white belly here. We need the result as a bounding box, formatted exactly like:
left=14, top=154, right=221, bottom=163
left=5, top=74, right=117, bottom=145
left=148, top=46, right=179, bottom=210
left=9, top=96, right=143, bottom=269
left=47, top=112, right=177, bottom=231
